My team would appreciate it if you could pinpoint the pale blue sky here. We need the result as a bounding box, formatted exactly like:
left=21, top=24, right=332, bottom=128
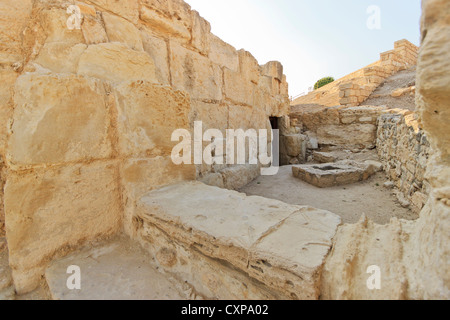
left=186, top=0, right=422, bottom=97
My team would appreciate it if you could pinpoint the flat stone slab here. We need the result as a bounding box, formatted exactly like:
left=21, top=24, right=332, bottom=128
left=292, top=161, right=377, bottom=188
left=137, top=181, right=341, bottom=299
left=45, top=237, right=190, bottom=300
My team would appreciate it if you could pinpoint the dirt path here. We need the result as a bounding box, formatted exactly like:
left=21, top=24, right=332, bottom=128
left=240, top=166, right=417, bottom=225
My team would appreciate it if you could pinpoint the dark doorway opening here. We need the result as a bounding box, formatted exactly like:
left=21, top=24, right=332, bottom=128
left=269, top=117, right=279, bottom=130
left=269, top=117, right=280, bottom=167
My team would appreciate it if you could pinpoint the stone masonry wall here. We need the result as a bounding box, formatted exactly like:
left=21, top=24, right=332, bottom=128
left=0, top=0, right=289, bottom=293
left=290, top=105, right=388, bottom=149
left=339, top=40, right=418, bottom=107
left=377, top=111, right=431, bottom=212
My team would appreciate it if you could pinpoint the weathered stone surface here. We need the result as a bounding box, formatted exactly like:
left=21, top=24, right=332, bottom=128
left=191, top=11, right=210, bottom=55
left=5, top=161, right=122, bottom=294
left=0, top=0, right=293, bottom=299
left=322, top=216, right=415, bottom=300
left=0, top=0, right=33, bottom=63
left=113, top=81, right=191, bottom=158
left=40, top=8, right=85, bottom=45
left=313, top=151, right=337, bottom=164
left=208, top=33, right=239, bottom=72
left=0, top=70, right=17, bottom=156
left=8, top=74, right=112, bottom=167
left=170, top=42, right=223, bottom=101
left=262, top=61, right=283, bottom=81
left=224, top=68, right=256, bottom=106
left=140, top=5, right=191, bottom=41
left=321, top=0, right=450, bottom=300
left=0, top=249, right=14, bottom=300
left=221, top=165, right=260, bottom=190
left=81, top=13, right=109, bottom=45
left=317, top=124, right=377, bottom=147
left=282, top=134, right=304, bottom=157
left=137, top=182, right=341, bottom=299
left=88, top=0, right=140, bottom=23
left=35, top=43, right=87, bottom=74
left=77, top=42, right=157, bottom=83
left=191, top=101, right=228, bottom=131
left=45, top=237, right=190, bottom=300
left=141, top=30, right=170, bottom=85
left=417, top=0, right=450, bottom=160
left=121, top=156, right=195, bottom=237
left=102, top=12, right=144, bottom=51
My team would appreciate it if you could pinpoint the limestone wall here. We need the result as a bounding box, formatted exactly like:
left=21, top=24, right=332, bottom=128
left=0, top=0, right=289, bottom=293
left=377, top=111, right=431, bottom=212
left=290, top=105, right=388, bottom=149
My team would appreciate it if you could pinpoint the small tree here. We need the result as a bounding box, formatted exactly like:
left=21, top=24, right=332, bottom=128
left=314, top=77, right=335, bottom=90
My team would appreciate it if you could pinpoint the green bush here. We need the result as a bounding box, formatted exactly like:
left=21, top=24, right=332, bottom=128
left=314, top=77, right=335, bottom=90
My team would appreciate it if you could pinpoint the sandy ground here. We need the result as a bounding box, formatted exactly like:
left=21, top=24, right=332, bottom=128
left=240, top=165, right=417, bottom=225
left=362, top=66, right=416, bottom=111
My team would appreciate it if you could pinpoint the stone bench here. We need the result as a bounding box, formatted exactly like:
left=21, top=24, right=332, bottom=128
left=135, top=182, right=341, bottom=300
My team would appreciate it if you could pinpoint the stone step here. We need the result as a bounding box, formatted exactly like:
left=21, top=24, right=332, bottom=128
left=44, top=236, right=193, bottom=300
left=135, top=181, right=341, bottom=300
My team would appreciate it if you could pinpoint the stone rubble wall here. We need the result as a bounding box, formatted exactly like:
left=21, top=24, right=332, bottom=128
left=339, top=40, right=419, bottom=107
left=377, top=111, right=431, bottom=212
left=0, top=0, right=289, bottom=294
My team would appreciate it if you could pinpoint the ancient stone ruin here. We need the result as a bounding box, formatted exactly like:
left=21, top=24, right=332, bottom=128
left=0, top=0, right=448, bottom=300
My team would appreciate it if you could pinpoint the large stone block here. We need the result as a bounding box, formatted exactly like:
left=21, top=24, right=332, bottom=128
left=35, top=42, right=87, bottom=74
left=141, top=30, right=170, bottom=85
left=136, top=182, right=341, bottom=299
left=261, top=61, right=283, bottom=81
left=238, top=50, right=260, bottom=84
left=4, top=161, right=122, bottom=294
left=170, top=42, right=223, bottom=101
left=113, top=81, right=191, bottom=158
left=228, top=105, right=268, bottom=131
left=102, top=12, right=144, bottom=51
left=77, top=42, right=157, bottom=83
left=121, top=156, right=195, bottom=237
left=140, top=5, right=191, bottom=41
left=191, top=11, right=210, bottom=55
left=88, top=0, right=139, bottom=23
left=224, top=69, right=256, bottom=106
left=191, top=101, right=228, bottom=131
left=208, top=34, right=239, bottom=72
left=8, top=74, right=113, bottom=167
left=317, top=124, right=377, bottom=147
